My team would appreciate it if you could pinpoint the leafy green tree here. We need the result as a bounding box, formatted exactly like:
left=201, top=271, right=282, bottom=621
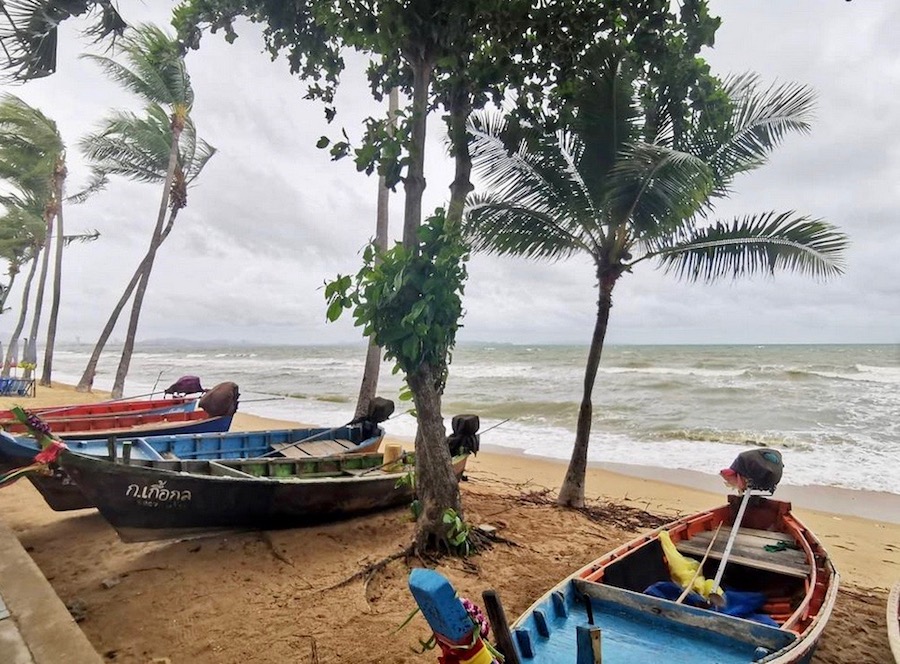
left=79, top=24, right=201, bottom=399
left=176, top=0, right=732, bottom=549
left=464, top=73, right=849, bottom=508
left=76, top=105, right=215, bottom=393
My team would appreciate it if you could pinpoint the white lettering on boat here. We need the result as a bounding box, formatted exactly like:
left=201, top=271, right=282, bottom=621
left=125, top=480, right=192, bottom=507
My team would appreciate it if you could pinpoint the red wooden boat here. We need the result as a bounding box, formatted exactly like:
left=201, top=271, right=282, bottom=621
left=0, top=396, right=195, bottom=422
left=1, top=408, right=232, bottom=440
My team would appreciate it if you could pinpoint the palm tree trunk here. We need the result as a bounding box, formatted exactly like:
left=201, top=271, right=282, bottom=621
left=408, top=363, right=462, bottom=551
left=1, top=266, right=18, bottom=315
left=557, top=270, right=616, bottom=508
left=23, top=217, right=52, bottom=380
left=40, top=164, right=66, bottom=386
left=354, top=87, right=398, bottom=419
left=2, top=251, right=38, bottom=377
left=110, top=122, right=183, bottom=399
left=76, top=209, right=178, bottom=392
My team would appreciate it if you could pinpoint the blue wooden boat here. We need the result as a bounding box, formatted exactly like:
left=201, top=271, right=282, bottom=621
left=507, top=496, right=837, bottom=663
left=0, top=423, right=386, bottom=511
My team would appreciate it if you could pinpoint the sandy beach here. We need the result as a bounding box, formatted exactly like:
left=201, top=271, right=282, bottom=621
left=0, top=383, right=898, bottom=663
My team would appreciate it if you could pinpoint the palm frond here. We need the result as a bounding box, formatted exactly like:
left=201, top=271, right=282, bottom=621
left=0, top=0, right=126, bottom=82
left=690, top=74, right=816, bottom=193
left=79, top=106, right=172, bottom=182
left=648, top=211, right=848, bottom=282
left=65, top=170, right=108, bottom=204
left=61, top=229, right=100, bottom=246
left=467, top=110, right=602, bottom=249
left=464, top=193, right=588, bottom=260
left=81, top=24, right=192, bottom=108
left=606, top=141, right=713, bottom=237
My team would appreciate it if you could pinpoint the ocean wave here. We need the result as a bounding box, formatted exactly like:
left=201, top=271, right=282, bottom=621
left=599, top=366, right=745, bottom=378
left=644, top=427, right=817, bottom=451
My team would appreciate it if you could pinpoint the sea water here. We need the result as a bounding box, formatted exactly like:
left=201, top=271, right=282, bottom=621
left=42, top=342, right=900, bottom=495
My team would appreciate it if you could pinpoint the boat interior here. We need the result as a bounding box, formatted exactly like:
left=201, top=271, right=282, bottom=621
left=511, top=496, right=834, bottom=663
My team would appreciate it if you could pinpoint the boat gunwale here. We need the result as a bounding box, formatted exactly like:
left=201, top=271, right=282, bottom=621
left=888, top=580, right=900, bottom=664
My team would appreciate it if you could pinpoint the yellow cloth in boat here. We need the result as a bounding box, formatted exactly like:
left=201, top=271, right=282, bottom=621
left=659, top=531, right=716, bottom=599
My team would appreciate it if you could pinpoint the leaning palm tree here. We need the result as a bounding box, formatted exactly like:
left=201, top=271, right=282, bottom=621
left=76, top=106, right=215, bottom=392
left=80, top=24, right=197, bottom=398
left=0, top=193, right=44, bottom=315
left=0, top=93, right=65, bottom=382
left=465, top=71, right=849, bottom=508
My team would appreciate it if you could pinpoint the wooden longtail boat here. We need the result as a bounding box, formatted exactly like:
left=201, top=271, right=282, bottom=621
left=0, top=424, right=385, bottom=511
left=889, top=580, right=900, bottom=663
left=0, top=408, right=233, bottom=440
left=59, top=450, right=468, bottom=542
left=0, top=396, right=197, bottom=421
left=508, top=495, right=838, bottom=663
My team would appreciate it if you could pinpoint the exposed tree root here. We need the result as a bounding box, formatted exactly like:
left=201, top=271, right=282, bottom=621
left=260, top=531, right=295, bottom=567
left=327, top=543, right=418, bottom=591
left=515, top=488, right=670, bottom=531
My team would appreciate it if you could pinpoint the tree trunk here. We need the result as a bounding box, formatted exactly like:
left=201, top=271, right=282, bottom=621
left=402, top=59, right=432, bottom=250
left=0, top=265, right=18, bottom=315
left=557, top=270, right=617, bottom=508
left=354, top=87, right=398, bottom=419
left=76, top=209, right=178, bottom=392
left=41, top=163, right=67, bottom=386
left=407, top=363, right=462, bottom=551
left=2, top=252, right=38, bottom=377
left=23, top=217, right=52, bottom=381
left=444, top=82, right=474, bottom=230
left=110, top=120, right=183, bottom=399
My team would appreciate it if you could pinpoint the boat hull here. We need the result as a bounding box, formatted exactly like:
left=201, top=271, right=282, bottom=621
left=510, top=496, right=838, bottom=663
left=889, top=581, right=900, bottom=664
left=61, top=451, right=468, bottom=542
left=0, top=396, right=195, bottom=421
left=0, top=425, right=383, bottom=511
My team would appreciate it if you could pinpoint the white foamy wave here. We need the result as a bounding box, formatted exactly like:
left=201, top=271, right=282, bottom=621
left=599, top=366, right=745, bottom=378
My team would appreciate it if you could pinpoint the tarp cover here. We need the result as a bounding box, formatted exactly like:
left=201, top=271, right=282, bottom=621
left=198, top=382, right=240, bottom=416
left=729, top=448, right=783, bottom=492
left=164, top=375, right=204, bottom=396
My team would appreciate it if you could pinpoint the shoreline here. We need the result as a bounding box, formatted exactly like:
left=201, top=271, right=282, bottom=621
left=477, top=441, right=900, bottom=526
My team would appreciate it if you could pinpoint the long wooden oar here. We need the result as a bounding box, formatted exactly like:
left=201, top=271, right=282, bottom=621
left=708, top=489, right=753, bottom=608
left=676, top=522, right=722, bottom=604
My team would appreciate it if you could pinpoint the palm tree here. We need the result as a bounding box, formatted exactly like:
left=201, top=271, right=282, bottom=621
left=464, top=72, right=849, bottom=508
left=80, top=24, right=197, bottom=398
left=0, top=93, right=66, bottom=382
left=76, top=105, right=215, bottom=393
left=0, top=193, right=44, bottom=315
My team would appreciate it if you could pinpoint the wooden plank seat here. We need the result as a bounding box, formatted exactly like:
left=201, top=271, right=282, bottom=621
left=675, top=527, right=811, bottom=578
left=273, top=439, right=355, bottom=458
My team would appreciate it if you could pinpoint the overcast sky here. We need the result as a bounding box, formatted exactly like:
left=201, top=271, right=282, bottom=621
left=2, top=0, right=898, bottom=347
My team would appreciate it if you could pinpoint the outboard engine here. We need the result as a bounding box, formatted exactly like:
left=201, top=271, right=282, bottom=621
left=198, top=382, right=241, bottom=417
left=728, top=448, right=783, bottom=492
left=447, top=414, right=480, bottom=456
left=164, top=375, right=205, bottom=396
left=350, top=397, right=395, bottom=438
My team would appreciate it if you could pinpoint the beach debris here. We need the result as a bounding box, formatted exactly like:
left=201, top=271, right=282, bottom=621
left=100, top=576, right=122, bottom=590
left=66, top=597, right=88, bottom=622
